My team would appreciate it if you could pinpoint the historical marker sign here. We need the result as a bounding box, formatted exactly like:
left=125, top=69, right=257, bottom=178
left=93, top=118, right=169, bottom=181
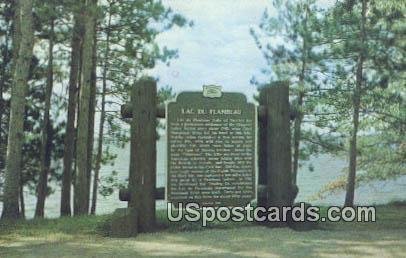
left=167, top=90, right=256, bottom=207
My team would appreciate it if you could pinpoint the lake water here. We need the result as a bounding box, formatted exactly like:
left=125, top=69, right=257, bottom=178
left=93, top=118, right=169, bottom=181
left=1, top=137, right=405, bottom=219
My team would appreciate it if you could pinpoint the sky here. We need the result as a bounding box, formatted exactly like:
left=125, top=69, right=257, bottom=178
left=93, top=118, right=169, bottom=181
left=151, top=0, right=274, bottom=101
left=151, top=0, right=334, bottom=101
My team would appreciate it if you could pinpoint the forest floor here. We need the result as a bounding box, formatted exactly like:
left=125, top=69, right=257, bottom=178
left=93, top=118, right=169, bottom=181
left=0, top=203, right=405, bottom=258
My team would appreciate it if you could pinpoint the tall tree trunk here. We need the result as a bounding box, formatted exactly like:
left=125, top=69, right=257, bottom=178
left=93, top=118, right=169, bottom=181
left=74, top=0, right=97, bottom=216
left=72, top=31, right=84, bottom=212
left=60, top=9, right=84, bottom=217
left=35, top=18, right=55, bottom=218
left=1, top=0, right=34, bottom=220
left=86, top=19, right=98, bottom=211
left=292, top=5, right=309, bottom=185
left=0, top=19, right=11, bottom=173
left=292, top=93, right=304, bottom=185
left=1, top=1, right=19, bottom=173
left=0, top=12, right=11, bottom=152
left=345, top=0, right=367, bottom=207
left=72, top=44, right=84, bottom=213
left=91, top=6, right=112, bottom=215
left=10, top=0, right=21, bottom=78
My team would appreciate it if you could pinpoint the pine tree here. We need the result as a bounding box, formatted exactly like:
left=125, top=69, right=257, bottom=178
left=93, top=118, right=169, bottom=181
left=35, top=2, right=56, bottom=218
left=251, top=0, right=327, bottom=185
left=1, top=0, right=34, bottom=220
left=60, top=1, right=85, bottom=217
left=74, top=0, right=98, bottom=216
left=316, top=0, right=405, bottom=203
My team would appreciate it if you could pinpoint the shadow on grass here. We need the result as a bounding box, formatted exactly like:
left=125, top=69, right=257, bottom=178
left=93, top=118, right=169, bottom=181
left=1, top=223, right=405, bottom=257
left=0, top=204, right=405, bottom=257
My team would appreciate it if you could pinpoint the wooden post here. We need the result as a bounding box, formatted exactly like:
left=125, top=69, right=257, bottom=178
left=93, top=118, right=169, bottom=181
left=129, top=77, right=157, bottom=234
left=121, top=103, right=165, bottom=119
left=257, top=105, right=268, bottom=208
left=259, top=82, right=293, bottom=225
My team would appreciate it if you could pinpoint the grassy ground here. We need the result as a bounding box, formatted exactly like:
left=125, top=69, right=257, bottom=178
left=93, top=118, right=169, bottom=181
left=0, top=203, right=405, bottom=258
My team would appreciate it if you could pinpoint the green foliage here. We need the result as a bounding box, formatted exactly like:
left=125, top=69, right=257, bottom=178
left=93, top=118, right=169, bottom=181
left=251, top=0, right=332, bottom=170
left=1, top=0, right=190, bottom=207
left=92, top=1, right=189, bottom=198
left=98, top=0, right=190, bottom=141
left=318, top=0, right=405, bottom=186
left=0, top=0, right=67, bottom=200
left=252, top=0, right=405, bottom=197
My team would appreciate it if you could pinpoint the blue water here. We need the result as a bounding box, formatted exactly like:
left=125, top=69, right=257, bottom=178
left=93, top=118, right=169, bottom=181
left=1, top=137, right=405, bottom=218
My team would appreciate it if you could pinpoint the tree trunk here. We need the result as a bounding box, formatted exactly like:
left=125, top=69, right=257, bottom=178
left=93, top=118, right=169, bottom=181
left=72, top=31, right=84, bottom=211
left=0, top=12, right=11, bottom=154
left=74, top=0, right=97, bottom=216
left=1, top=0, right=34, bottom=220
left=292, top=5, right=308, bottom=186
left=345, top=0, right=367, bottom=207
left=86, top=18, right=98, bottom=211
left=91, top=5, right=112, bottom=215
left=35, top=18, right=54, bottom=218
left=10, top=0, right=21, bottom=77
left=61, top=8, right=85, bottom=217
left=0, top=19, right=11, bottom=174
left=1, top=1, right=19, bottom=173
left=292, top=93, right=304, bottom=185
left=72, top=44, right=83, bottom=213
